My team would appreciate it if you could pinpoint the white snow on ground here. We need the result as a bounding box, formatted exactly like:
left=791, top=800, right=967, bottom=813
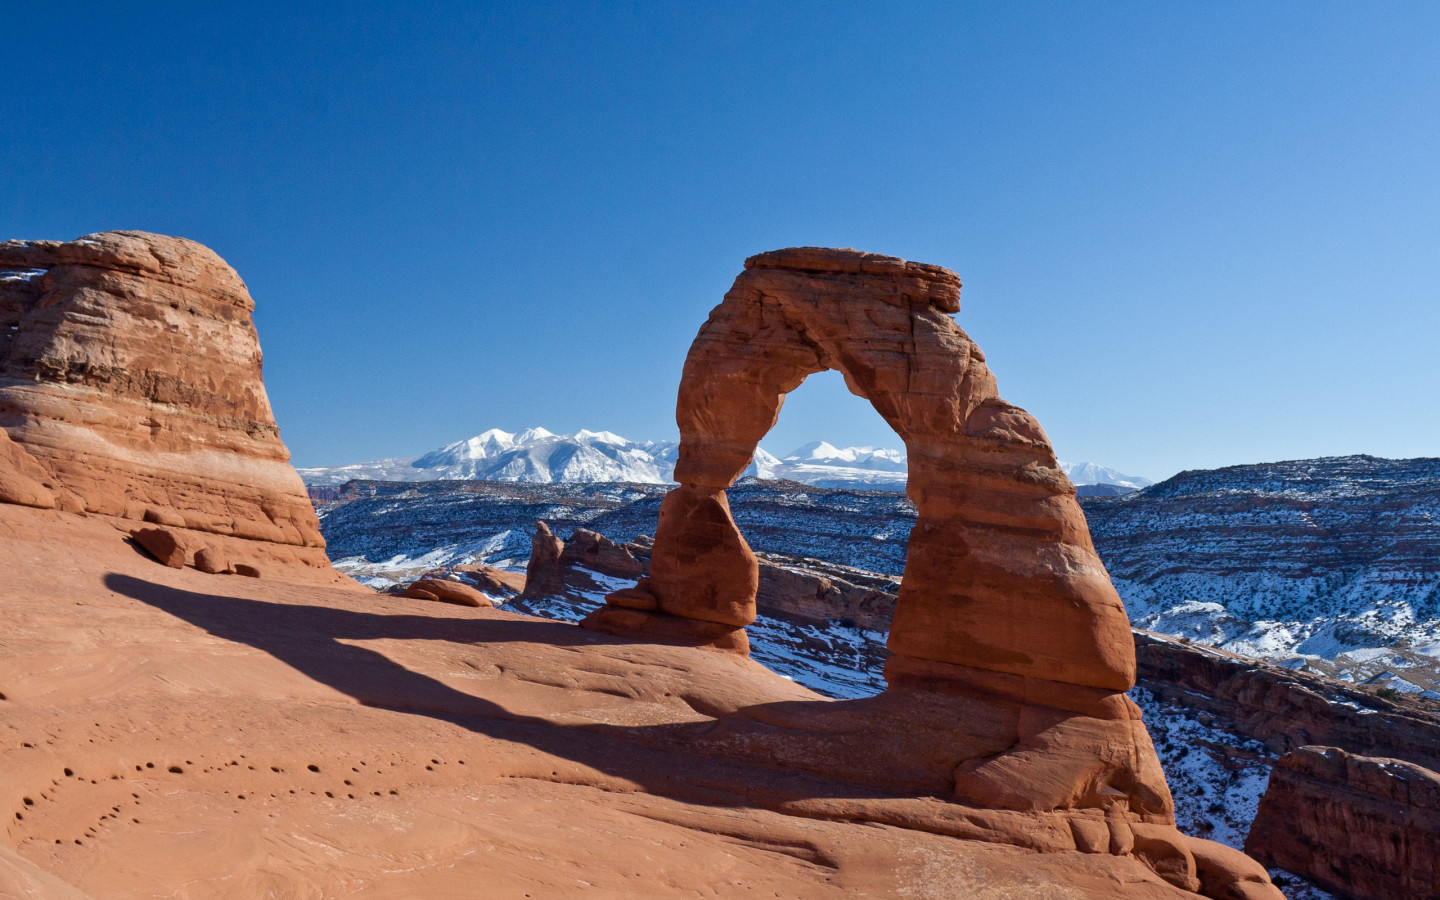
left=502, top=568, right=635, bottom=625
left=0, top=268, right=46, bottom=282
left=1128, top=685, right=1274, bottom=850
left=745, top=618, right=888, bottom=699
left=1266, top=871, right=1338, bottom=900
left=331, top=528, right=522, bottom=589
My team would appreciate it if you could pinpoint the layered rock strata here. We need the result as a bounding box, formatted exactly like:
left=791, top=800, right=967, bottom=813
left=1137, top=629, right=1440, bottom=899
left=1135, top=630, right=1440, bottom=769
left=754, top=551, right=897, bottom=631
left=0, top=231, right=340, bottom=581
left=580, top=247, right=1280, bottom=898
left=1246, top=747, right=1440, bottom=900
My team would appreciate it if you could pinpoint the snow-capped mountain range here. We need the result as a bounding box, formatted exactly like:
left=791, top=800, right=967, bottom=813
left=297, top=427, right=1151, bottom=491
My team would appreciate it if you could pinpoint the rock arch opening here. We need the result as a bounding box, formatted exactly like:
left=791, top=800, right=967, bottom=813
left=583, top=247, right=1135, bottom=697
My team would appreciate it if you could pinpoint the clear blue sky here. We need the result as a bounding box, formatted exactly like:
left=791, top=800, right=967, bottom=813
left=5, top=2, right=1438, bottom=480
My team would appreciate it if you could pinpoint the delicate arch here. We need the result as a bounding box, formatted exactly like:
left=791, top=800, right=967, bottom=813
left=586, top=247, right=1135, bottom=694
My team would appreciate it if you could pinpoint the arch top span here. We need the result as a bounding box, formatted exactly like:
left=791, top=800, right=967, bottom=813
left=584, top=246, right=1137, bottom=695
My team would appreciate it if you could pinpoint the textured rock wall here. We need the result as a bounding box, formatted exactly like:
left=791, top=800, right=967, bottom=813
left=0, top=231, right=336, bottom=578
left=1246, top=746, right=1440, bottom=900
left=753, top=553, right=897, bottom=631
left=1138, top=630, right=1440, bottom=900
left=1135, top=630, right=1440, bottom=769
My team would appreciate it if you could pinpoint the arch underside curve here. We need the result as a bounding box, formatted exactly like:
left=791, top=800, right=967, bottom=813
left=587, top=248, right=1136, bottom=695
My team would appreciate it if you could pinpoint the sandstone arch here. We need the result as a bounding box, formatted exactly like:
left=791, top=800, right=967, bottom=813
left=587, top=247, right=1135, bottom=695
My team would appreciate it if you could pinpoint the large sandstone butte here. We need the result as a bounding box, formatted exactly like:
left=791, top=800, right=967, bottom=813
left=0, top=231, right=340, bottom=580
left=584, top=247, right=1283, bottom=898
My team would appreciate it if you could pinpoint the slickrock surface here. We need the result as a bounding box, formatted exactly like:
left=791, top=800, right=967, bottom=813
left=3, top=502, right=1256, bottom=899
left=0, top=232, right=338, bottom=581
left=582, top=247, right=1280, bottom=898
left=1246, top=746, right=1440, bottom=900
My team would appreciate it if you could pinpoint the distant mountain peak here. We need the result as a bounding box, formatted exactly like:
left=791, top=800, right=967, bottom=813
left=1058, top=461, right=1153, bottom=490
left=787, top=440, right=844, bottom=460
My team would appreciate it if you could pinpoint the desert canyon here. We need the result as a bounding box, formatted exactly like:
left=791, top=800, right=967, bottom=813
left=1, top=231, right=1335, bottom=898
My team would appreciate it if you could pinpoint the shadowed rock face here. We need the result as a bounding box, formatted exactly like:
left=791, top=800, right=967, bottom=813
left=0, top=232, right=324, bottom=553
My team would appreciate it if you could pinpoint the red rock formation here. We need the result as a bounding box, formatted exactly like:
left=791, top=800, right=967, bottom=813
left=521, top=521, right=566, bottom=598
left=404, top=577, right=493, bottom=608
left=754, top=553, right=896, bottom=631
left=579, top=247, right=1281, bottom=899
left=1246, top=746, right=1440, bottom=900
left=449, top=564, right=526, bottom=598
left=522, top=523, right=647, bottom=602
left=559, top=528, right=645, bottom=579
left=587, top=248, right=1132, bottom=687
left=194, top=547, right=231, bottom=574
left=1138, top=629, right=1440, bottom=898
left=0, top=231, right=344, bottom=583
left=132, top=528, right=185, bottom=568
left=1135, top=630, right=1440, bottom=769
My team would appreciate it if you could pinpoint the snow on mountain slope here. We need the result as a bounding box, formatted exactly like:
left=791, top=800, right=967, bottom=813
left=1060, top=461, right=1153, bottom=490
left=741, top=447, right=784, bottom=479
left=759, top=442, right=1146, bottom=492
left=1083, top=455, right=1440, bottom=687
left=298, top=428, right=679, bottom=485
left=298, top=427, right=1150, bottom=492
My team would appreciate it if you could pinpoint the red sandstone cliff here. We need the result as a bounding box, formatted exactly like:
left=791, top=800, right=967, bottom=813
left=0, top=231, right=344, bottom=581
left=1247, top=746, right=1440, bottom=900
